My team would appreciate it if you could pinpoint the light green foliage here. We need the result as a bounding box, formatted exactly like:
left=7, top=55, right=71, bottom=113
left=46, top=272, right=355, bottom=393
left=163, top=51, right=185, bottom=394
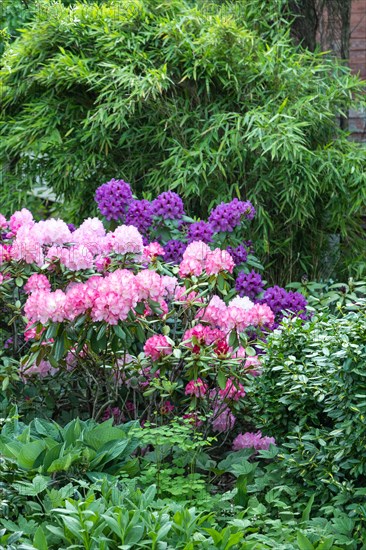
left=1, top=0, right=365, bottom=280
left=251, top=309, right=366, bottom=533
left=287, top=278, right=366, bottom=314
left=0, top=411, right=140, bottom=477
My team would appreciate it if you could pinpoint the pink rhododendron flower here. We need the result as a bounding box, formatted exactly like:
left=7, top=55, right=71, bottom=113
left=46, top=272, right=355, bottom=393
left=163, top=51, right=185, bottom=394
left=143, top=242, right=165, bottom=262
left=72, top=217, right=106, bottom=255
left=144, top=334, right=173, bottom=361
left=185, top=378, right=208, bottom=397
left=135, top=270, right=166, bottom=303
left=205, top=248, right=235, bottom=275
left=161, top=275, right=178, bottom=298
left=91, top=270, right=138, bottom=324
left=0, top=214, right=7, bottom=229
left=197, top=295, right=227, bottom=326
left=31, top=219, right=72, bottom=246
left=212, top=405, right=236, bottom=432
left=9, top=208, right=34, bottom=234
left=232, top=431, right=276, bottom=451
left=0, top=244, right=11, bottom=264
left=248, top=303, right=275, bottom=327
left=107, top=225, right=143, bottom=255
left=183, top=325, right=225, bottom=351
left=24, top=289, right=66, bottom=324
left=24, top=274, right=51, bottom=294
left=179, top=241, right=210, bottom=277
left=229, top=296, right=254, bottom=311
left=21, top=359, right=57, bottom=380
left=46, top=244, right=94, bottom=271
left=11, top=227, right=44, bottom=266
left=219, top=378, right=246, bottom=401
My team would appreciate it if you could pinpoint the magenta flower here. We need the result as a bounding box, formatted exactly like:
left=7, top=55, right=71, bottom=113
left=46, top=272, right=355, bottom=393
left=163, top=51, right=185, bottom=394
left=144, top=335, right=173, bottom=362
left=185, top=378, right=208, bottom=398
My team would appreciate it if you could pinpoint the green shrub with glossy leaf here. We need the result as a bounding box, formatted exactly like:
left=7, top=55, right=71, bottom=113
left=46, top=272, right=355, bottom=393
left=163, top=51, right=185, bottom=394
left=1, top=0, right=366, bottom=281
left=251, top=310, right=366, bottom=511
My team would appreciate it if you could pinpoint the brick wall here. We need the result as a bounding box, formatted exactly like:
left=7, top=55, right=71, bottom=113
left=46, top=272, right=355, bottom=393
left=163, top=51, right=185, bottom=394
left=349, top=0, right=366, bottom=141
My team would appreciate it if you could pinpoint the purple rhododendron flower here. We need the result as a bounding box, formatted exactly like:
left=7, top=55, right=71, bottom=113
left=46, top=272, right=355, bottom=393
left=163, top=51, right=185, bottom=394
left=261, top=286, right=307, bottom=316
left=227, top=244, right=248, bottom=265
left=95, top=179, right=133, bottom=220
left=208, top=199, right=256, bottom=233
left=235, top=270, right=264, bottom=300
left=152, top=191, right=185, bottom=219
left=163, top=239, right=187, bottom=264
left=187, top=221, right=214, bottom=243
left=126, top=199, right=153, bottom=235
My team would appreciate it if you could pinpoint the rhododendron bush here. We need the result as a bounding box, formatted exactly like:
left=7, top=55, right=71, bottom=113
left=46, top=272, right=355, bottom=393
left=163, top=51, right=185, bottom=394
left=0, top=180, right=308, bottom=450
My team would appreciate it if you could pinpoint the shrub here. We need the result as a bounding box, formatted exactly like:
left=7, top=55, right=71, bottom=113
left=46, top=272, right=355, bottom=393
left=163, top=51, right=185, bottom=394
left=251, top=310, right=366, bottom=503
left=1, top=0, right=366, bottom=281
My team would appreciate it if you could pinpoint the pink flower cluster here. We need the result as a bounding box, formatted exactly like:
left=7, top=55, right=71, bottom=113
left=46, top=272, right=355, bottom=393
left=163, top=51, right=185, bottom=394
left=185, top=378, right=208, bottom=397
left=212, top=405, right=236, bottom=432
left=24, top=269, right=176, bottom=326
left=219, top=379, right=246, bottom=401
left=232, top=431, right=276, bottom=451
left=144, top=335, right=173, bottom=361
left=183, top=324, right=225, bottom=350
left=198, top=295, right=274, bottom=332
left=6, top=211, right=144, bottom=269
left=179, top=241, right=234, bottom=277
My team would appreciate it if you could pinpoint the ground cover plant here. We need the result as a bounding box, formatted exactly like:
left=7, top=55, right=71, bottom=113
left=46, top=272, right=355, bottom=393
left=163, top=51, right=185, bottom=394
left=1, top=0, right=366, bottom=282
left=1, top=180, right=366, bottom=548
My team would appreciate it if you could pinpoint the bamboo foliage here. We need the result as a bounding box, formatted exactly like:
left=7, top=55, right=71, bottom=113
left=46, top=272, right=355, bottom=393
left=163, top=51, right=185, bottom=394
left=1, top=0, right=365, bottom=282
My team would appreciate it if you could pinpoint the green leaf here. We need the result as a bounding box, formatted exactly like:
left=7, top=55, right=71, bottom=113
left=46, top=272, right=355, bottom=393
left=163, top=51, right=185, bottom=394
left=297, top=532, right=314, bottom=550
left=301, top=494, right=315, bottom=522
left=217, top=370, right=227, bottom=390
left=17, top=440, right=47, bottom=470
left=33, top=526, right=48, bottom=550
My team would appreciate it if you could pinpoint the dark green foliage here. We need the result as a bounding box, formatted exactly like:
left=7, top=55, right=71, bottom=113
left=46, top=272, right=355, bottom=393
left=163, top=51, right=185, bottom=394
left=251, top=310, right=366, bottom=509
left=1, top=0, right=365, bottom=281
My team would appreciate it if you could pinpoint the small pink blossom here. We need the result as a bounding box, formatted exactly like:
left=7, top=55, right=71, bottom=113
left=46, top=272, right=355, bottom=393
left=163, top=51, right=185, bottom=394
left=232, top=431, right=276, bottom=451
left=248, top=303, right=275, bottom=327
left=185, top=378, right=208, bottom=397
left=205, top=248, right=235, bottom=275
left=212, top=405, right=236, bottom=432
left=24, top=274, right=51, bottom=294
left=9, top=208, right=34, bottom=234
left=219, top=378, right=246, bottom=401
left=0, top=214, right=8, bottom=229
left=144, top=334, right=173, bottom=361
left=143, top=242, right=165, bottom=262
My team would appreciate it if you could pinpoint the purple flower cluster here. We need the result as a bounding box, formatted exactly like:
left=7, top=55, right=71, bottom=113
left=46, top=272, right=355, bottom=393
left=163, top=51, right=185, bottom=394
left=187, top=221, right=214, bottom=243
left=125, top=199, right=153, bottom=235
left=95, top=179, right=133, bottom=221
left=227, top=244, right=248, bottom=265
left=152, top=191, right=185, bottom=220
left=235, top=270, right=264, bottom=300
left=232, top=431, right=276, bottom=452
left=208, top=199, right=256, bottom=233
left=163, top=239, right=187, bottom=264
left=261, top=286, right=307, bottom=316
